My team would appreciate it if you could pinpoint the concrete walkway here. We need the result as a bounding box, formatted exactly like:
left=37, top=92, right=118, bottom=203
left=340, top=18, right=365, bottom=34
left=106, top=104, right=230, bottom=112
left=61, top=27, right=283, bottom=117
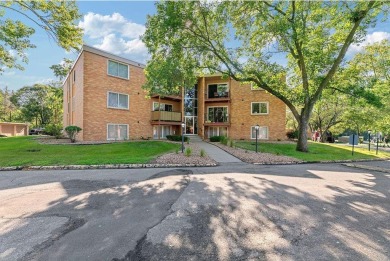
left=189, top=136, right=242, bottom=163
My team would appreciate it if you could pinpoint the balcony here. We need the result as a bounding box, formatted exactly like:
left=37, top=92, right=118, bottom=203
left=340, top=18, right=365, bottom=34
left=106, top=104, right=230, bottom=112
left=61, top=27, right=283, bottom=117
left=205, top=91, right=230, bottom=102
left=204, top=112, right=230, bottom=126
left=151, top=111, right=182, bottom=124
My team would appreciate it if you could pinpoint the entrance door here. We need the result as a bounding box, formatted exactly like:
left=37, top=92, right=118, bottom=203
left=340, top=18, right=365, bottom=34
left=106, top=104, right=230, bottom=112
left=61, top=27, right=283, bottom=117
left=185, top=116, right=198, bottom=135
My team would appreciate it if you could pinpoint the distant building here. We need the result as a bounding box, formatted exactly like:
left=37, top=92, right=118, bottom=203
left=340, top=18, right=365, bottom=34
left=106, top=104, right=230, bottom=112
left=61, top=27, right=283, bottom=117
left=63, top=45, right=286, bottom=141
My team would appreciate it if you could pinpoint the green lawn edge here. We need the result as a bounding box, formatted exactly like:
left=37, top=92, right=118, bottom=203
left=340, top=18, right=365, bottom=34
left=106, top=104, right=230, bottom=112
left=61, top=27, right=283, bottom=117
left=235, top=141, right=390, bottom=162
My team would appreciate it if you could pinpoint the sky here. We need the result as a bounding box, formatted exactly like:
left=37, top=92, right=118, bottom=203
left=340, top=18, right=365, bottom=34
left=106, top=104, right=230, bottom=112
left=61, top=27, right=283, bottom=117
left=1, top=1, right=390, bottom=91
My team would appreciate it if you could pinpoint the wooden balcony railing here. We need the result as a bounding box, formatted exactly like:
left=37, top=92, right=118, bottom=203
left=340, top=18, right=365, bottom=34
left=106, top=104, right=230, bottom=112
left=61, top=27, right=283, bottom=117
left=151, top=111, right=181, bottom=122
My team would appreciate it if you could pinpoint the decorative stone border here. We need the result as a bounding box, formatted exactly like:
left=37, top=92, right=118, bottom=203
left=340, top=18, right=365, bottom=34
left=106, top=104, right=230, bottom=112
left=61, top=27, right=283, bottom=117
left=0, top=163, right=218, bottom=171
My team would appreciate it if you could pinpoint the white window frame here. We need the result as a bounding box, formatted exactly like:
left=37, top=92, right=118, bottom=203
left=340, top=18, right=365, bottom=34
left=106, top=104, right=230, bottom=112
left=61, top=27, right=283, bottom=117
left=208, top=126, right=228, bottom=137
left=250, top=82, right=264, bottom=91
left=251, top=102, right=269, bottom=115
left=251, top=126, right=269, bottom=140
left=107, top=60, right=129, bottom=80
left=152, top=102, right=173, bottom=111
left=207, top=83, right=229, bottom=99
left=107, top=124, right=129, bottom=141
left=107, top=91, right=129, bottom=110
left=207, top=106, right=229, bottom=122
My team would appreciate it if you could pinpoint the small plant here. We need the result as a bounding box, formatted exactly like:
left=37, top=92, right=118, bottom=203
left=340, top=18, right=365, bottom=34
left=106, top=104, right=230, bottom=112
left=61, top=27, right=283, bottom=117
left=210, top=136, right=224, bottom=142
left=187, top=139, right=190, bottom=144
left=175, top=148, right=179, bottom=154
left=45, top=124, right=63, bottom=139
left=166, top=135, right=189, bottom=142
left=65, top=125, right=82, bottom=143
left=184, top=147, right=192, bottom=157
left=228, top=139, right=235, bottom=148
left=220, top=136, right=228, bottom=145
left=286, top=130, right=299, bottom=140
left=200, top=148, right=206, bottom=157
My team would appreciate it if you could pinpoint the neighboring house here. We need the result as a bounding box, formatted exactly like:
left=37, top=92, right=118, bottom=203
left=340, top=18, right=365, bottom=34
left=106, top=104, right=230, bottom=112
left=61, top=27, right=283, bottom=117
left=0, top=122, right=29, bottom=137
left=63, top=45, right=286, bottom=141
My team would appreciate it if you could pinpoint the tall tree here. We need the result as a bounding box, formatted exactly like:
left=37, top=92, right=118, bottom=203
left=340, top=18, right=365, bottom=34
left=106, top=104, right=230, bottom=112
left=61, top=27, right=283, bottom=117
left=143, top=1, right=387, bottom=152
left=0, top=86, right=16, bottom=122
left=50, top=58, right=73, bottom=81
left=10, top=84, right=59, bottom=126
left=0, top=0, right=82, bottom=73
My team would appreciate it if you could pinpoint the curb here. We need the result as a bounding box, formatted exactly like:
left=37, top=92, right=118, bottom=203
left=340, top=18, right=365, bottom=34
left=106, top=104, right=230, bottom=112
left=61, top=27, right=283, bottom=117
left=342, top=163, right=390, bottom=174
left=0, top=163, right=218, bottom=171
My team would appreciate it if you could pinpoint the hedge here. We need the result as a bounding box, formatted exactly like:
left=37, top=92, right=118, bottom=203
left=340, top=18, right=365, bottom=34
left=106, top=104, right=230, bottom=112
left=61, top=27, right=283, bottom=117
left=166, top=135, right=189, bottom=142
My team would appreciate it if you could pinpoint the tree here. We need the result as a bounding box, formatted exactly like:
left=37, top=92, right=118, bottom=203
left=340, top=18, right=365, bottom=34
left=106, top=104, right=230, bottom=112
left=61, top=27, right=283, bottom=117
left=143, top=1, right=387, bottom=152
left=11, top=84, right=61, bottom=127
left=0, top=1, right=82, bottom=73
left=0, top=86, right=17, bottom=122
left=50, top=58, right=73, bottom=81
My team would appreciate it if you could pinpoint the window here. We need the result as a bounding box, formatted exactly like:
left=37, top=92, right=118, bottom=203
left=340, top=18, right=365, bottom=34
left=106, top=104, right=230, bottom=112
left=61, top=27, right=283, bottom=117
left=208, top=127, right=227, bottom=137
left=251, top=126, right=268, bottom=139
left=107, top=124, right=128, bottom=140
left=251, top=102, right=268, bottom=115
left=153, top=102, right=173, bottom=111
left=108, top=92, right=129, bottom=109
left=108, top=60, right=129, bottom=79
left=208, top=83, right=229, bottom=98
left=250, top=82, right=263, bottom=91
left=207, top=107, right=228, bottom=122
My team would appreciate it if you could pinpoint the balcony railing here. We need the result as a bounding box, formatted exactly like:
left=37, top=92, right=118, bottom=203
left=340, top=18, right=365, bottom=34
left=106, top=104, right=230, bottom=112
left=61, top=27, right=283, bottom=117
left=151, top=111, right=181, bottom=122
left=204, top=113, right=229, bottom=124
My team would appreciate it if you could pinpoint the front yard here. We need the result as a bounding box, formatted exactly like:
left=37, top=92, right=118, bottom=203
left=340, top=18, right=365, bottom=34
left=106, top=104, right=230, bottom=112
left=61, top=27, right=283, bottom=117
left=0, top=136, right=180, bottom=167
left=234, top=140, right=390, bottom=162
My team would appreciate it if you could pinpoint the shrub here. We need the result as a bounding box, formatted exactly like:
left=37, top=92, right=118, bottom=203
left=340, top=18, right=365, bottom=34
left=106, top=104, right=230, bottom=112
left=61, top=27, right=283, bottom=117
left=220, top=136, right=228, bottom=145
left=45, top=124, right=63, bottom=139
left=228, top=139, right=235, bottom=147
left=210, top=136, right=224, bottom=142
left=286, top=130, right=299, bottom=140
left=65, top=125, right=82, bottom=143
left=166, top=135, right=189, bottom=142
left=200, top=148, right=206, bottom=157
left=184, top=147, right=192, bottom=157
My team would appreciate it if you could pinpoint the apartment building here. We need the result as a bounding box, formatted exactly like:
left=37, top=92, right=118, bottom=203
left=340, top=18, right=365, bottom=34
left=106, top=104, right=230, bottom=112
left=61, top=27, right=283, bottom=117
left=63, top=45, right=286, bottom=141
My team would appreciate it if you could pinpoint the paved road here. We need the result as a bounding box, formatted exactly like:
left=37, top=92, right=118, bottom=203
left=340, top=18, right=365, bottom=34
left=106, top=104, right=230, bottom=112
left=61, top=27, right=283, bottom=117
left=0, top=162, right=389, bottom=260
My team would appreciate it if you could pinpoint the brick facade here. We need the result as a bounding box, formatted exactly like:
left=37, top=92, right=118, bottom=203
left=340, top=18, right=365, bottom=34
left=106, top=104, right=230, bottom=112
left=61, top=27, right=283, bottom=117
left=63, top=45, right=286, bottom=141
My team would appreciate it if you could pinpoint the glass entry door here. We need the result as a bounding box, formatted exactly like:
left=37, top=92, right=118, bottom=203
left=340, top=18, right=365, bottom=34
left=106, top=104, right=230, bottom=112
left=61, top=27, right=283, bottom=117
left=185, top=116, right=198, bottom=134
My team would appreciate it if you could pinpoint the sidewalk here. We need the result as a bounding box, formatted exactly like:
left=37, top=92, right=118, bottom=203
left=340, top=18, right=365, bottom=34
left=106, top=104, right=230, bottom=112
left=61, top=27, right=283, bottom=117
left=343, top=160, right=390, bottom=173
left=189, top=136, right=242, bottom=163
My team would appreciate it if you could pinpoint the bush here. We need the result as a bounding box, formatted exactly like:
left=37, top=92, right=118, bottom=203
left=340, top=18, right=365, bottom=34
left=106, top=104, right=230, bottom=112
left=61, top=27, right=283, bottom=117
left=166, top=135, right=189, bottom=142
left=210, top=136, right=224, bottom=142
left=200, top=148, right=206, bottom=157
left=228, top=139, right=235, bottom=147
left=184, top=147, right=192, bottom=157
left=220, top=136, right=228, bottom=145
left=286, top=130, right=299, bottom=140
left=45, top=124, right=63, bottom=139
left=65, top=125, right=82, bottom=143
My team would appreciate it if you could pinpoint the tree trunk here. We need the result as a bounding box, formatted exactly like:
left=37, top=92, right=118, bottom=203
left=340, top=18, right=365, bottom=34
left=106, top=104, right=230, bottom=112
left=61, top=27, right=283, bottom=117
left=296, top=116, right=309, bottom=152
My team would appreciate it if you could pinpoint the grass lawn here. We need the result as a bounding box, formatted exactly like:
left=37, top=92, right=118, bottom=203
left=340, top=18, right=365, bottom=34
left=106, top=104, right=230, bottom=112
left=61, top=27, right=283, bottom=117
left=235, top=141, right=390, bottom=162
left=0, top=136, right=180, bottom=167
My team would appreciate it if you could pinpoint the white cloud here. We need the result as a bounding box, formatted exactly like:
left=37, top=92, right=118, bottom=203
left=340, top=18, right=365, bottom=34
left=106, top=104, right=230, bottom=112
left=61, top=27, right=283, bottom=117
left=93, top=34, right=149, bottom=62
left=79, top=12, right=148, bottom=63
left=350, top=32, right=390, bottom=53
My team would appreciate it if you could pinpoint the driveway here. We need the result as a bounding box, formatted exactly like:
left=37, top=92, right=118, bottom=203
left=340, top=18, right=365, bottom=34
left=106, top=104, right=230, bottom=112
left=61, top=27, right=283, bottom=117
left=0, top=163, right=389, bottom=260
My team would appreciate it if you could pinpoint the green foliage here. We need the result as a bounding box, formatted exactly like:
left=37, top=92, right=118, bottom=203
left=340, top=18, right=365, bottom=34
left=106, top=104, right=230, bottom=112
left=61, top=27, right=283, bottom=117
left=286, top=130, right=299, bottom=140
left=0, top=1, right=82, bottom=73
left=64, top=125, right=82, bottom=143
left=143, top=1, right=387, bottom=152
left=184, top=147, right=192, bottom=157
left=50, top=58, right=73, bottom=80
left=228, top=139, right=235, bottom=148
left=220, top=136, right=228, bottom=146
left=200, top=148, right=206, bottom=157
left=210, top=136, right=224, bottom=142
left=166, top=135, right=189, bottom=142
left=0, top=136, right=180, bottom=167
left=44, top=124, right=63, bottom=139
left=11, top=84, right=62, bottom=126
